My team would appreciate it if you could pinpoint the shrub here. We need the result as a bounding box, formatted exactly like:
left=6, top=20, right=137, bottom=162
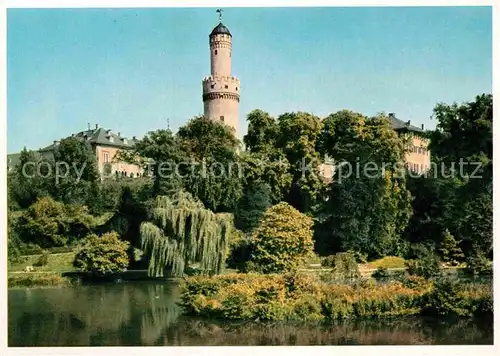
left=464, top=252, right=492, bottom=276
left=306, top=253, right=322, bottom=265
left=8, top=273, right=72, bottom=287
left=18, top=243, right=44, bottom=256
left=33, top=252, right=49, bottom=267
left=350, top=250, right=368, bottom=264
left=46, top=245, right=75, bottom=254
left=322, top=252, right=360, bottom=280
left=321, top=255, right=335, bottom=267
left=372, top=267, right=390, bottom=279
left=422, top=279, right=492, bottom=317
left=405, top=252, right=441, bottom=279
left=73, top=231, right=130, bottom=276
left=241, top=260, right=263, bottom=273
left=226, top=230, right=254, bottom=271
left=180, top=273, right=436, bottom=322
left=16, top=197, right=95, bottom=248
left=251, top=202, right=314, bottom=273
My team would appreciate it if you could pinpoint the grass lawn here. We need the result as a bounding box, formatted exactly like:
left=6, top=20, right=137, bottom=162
left=361, top=256, right=406, bottom=270
left=9, top=252, right=77, bottom=273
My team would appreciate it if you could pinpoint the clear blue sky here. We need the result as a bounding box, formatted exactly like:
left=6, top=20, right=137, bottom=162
left=7, top=7, right=492, bottom=153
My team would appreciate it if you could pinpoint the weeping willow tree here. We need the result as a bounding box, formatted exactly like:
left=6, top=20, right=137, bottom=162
left=140, top=191, right=233, bottom=277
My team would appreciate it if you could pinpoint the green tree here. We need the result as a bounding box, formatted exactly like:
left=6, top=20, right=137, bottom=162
left=17, top=197, right=95, bottom=248
left=430, top=94, right=492, bottom=174
left=440, top=229, right=464, bottom=266
left=252, top=202, right=314, bottom=273
left=140, top=191, right=233, bottom=277
left=243, top=109, right=278, bottom=153
left=52, top=137, right=100, bottom=206
left=97, top=179, right=153, bottom=249
left=276, top=112, right=324, bottom=212
left=7, top=211, right=22, bottom=264
left=410, top=94, right=494, bottom=259
left=239, top=151, right=292, bottom=204
left=404, top=172, right=463, bottom=248
left=73, top=232, right=130, bottom=275
left=8, top=148, right=51, bottom=209
left=177, top=115, right=240, bottom=159
left=117, top=129, right=184, bottom=196
left=177, top=116, right=243, bottom=212
left=316, top=111, right=412, bottom=257
left=234, top=182, right=271, bottom=233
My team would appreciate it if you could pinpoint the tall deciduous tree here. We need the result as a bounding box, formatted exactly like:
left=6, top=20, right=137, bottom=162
left=8, top=148, right=51, bottom=209
left=52, top=137, right=100, bottom=206
left=406, top=94, right=493, bottom=259
left=243, top=109, right=278, bottom=153
left=244, top=110, right=325, bottom=213
left=177, top=116, right=243, bottom=212
left=316, top=111, right=412, bottom=258
left=234, top=181, right=271, bottom=233
left=118, top=129, right=185, bottom=196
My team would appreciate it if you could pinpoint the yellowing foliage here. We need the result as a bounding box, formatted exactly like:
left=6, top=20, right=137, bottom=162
left=252, top=202, right=314, bottom=273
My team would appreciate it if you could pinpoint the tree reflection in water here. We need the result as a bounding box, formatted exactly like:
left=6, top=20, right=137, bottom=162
left=8, top=282, right=493, bottom=346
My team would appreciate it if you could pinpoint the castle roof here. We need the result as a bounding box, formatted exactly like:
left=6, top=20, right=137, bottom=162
left=388, top=113, right=423, bottom=133
left=39, top=127, right=137, bottom=152
left=210, top=22, right=231, bottom=37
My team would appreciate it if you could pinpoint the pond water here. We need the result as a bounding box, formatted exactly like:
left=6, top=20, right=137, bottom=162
left=8, top=282, right=493, bottom=346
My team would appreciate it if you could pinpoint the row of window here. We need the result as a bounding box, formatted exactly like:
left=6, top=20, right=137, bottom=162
left=406, top=162, right=427, bottom=174
left=410, top=146, right=429, bottom=155
left=210, top=83, right=238, bottom=91
left=103, top=164, right=142, bottom=178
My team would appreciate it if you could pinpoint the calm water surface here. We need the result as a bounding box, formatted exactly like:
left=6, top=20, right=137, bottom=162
left=8, top=282, right=493, bottom=346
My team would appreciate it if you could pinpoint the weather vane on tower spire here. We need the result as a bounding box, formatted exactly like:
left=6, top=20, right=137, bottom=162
left=216, top=8, right=223, bottom=23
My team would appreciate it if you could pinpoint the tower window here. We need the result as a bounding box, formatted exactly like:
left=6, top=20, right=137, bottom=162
left=220, top=116, right=224, bottom=122
left=211, top=84, right=215, bottom=89
left=236, top=87, right=238, bottom=91
left=225, top=85, right=228, bottom=89
left=215, top=50, right=218, bottom=55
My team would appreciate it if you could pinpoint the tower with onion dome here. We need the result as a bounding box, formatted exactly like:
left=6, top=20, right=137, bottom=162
left=202, top=9, right=240, bottom=135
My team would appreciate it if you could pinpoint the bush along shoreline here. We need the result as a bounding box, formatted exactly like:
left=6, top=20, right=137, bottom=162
left=8, top=273, right=79, bottom=288
left=179, top=273, right=492, bottom=322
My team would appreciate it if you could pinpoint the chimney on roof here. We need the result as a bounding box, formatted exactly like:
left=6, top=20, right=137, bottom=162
left=388, top=113, right=395, bottom=118
left=118, top=132, right=121, bottom=137
left=95, top=124, right=99, bottom=129
left=132, top=136, right=136, bottom=140
left=87, top=123, right=91, bottom=130
left=406, top=120, right=411, bottom=126
left=421, top=124, right=424, bottom=130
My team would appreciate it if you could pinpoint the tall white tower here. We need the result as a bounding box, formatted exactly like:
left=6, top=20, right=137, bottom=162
left=202, top=9, right=240, bottom=135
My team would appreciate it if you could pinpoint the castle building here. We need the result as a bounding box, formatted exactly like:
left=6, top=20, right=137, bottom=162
left=319, top=113, right=431, bottom=182
left=7, top=125, right=142, bottom=178
left=202, top=12, right=240, bottom=136
left=388, top=113, right=431, bottom=174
